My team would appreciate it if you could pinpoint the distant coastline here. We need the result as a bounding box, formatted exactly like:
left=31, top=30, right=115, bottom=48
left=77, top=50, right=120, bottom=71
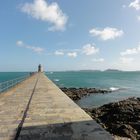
left=46, top=69, right=140, bottom=72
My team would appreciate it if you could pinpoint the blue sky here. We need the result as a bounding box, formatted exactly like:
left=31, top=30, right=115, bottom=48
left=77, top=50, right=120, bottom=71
left=1, top=0, right=140, bottom=71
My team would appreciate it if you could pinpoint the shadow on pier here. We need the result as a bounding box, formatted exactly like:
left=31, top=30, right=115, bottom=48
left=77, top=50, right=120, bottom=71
left=16, top=120, right=113, bottom=140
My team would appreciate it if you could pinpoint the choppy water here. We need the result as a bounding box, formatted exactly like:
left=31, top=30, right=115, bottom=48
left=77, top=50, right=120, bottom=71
left=46, top=71, right=140, bottom=108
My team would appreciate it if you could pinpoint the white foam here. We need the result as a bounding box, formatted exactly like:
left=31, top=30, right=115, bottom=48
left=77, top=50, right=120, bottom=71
left=54, top=79, right=60, bottom=82
left=109, top=87, right=120, bottom=91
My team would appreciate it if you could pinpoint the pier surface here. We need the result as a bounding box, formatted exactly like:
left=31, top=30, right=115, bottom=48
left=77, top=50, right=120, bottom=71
left=0, top=73, right=113, bottom=140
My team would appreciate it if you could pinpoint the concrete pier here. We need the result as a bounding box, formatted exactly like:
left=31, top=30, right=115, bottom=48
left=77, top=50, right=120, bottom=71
left=0, top=73, right=113, bottom=140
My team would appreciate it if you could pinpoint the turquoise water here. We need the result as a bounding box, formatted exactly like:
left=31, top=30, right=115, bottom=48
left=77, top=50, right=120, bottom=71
left=46, top=71, right=140, bottom=108
left=0, top=72, right=29, bottom=83
left=0, top=72, right=30, bottom=92
left=1, top=71, right=140, bottom=108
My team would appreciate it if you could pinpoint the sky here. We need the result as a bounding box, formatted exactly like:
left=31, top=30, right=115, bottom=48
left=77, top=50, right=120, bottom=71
left=1, top=0, right=140, bottom=71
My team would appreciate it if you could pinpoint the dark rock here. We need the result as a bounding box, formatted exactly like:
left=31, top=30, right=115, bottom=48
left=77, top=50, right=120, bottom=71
left=61, top=87, right=111, bottom=101
left=84, top=97, right=140, bottom=140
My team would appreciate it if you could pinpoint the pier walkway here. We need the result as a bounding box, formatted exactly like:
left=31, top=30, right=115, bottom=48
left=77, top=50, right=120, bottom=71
left=0, top=73, right=113, bottom=140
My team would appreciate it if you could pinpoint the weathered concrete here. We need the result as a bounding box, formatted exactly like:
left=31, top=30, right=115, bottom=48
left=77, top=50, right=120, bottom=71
left=0, top=74, right=38, bottom=140
left=0, top=73, right=113, bottom=140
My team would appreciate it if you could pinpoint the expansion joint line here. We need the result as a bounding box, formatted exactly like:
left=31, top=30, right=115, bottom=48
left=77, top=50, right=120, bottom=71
left=14, top=74, right=40, bottom=140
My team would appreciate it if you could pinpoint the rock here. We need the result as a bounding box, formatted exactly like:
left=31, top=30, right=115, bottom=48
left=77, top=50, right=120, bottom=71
left=62, top=87, right=140, bottom=139
left=84, top=98, right=140, bottom=140
left=61, top=87, right=111, bottom=101
left=114, top=135, right=131, bottom=140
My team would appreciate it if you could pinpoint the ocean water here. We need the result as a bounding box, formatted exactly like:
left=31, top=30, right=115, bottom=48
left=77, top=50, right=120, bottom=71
left=0, top=72, right=29, bottom=83
left=0, top=72, right=30, bottom=92
left=1, top=71, right=140, bottom=108
left=46, top=71, right=140, bottom=108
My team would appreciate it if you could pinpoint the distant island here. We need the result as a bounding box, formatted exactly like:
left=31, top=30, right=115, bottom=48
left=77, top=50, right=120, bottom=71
left=104, top=69, right=123, bottom=72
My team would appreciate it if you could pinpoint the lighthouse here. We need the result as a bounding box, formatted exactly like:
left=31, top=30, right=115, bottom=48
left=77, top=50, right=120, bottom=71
left=38, top=64, right=42, bottom=72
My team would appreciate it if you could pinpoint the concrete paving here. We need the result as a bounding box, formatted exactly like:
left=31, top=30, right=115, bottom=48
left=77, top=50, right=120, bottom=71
left=0, top=73, right=113, bottom=140
left=0, top=74, right=38, bottom=140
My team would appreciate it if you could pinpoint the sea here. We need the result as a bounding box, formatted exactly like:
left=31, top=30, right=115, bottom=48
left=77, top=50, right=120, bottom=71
left=0, top=72, right=29, bottom=83
left=0, top=71, right=140, bottom=108
left=46, top=71, right=140, bottom=108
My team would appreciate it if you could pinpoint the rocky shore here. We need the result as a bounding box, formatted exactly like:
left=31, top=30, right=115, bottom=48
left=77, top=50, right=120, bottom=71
left=61, top=87, right=111, bottom=101
left=84, top=98, right=140, bottom=140
left=61, top=87, right=140, bottom=139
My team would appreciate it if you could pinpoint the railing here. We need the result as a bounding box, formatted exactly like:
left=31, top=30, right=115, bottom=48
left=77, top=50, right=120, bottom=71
left=0, top=74, right=30, bottom=93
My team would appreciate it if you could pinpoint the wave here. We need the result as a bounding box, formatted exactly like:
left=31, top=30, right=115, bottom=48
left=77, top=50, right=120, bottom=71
left=109, top=87, right=120, bottom=91
left=54, top=79, right=60, bottom=82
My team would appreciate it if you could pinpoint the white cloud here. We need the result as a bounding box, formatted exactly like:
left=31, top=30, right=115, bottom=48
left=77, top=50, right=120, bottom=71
left=120, top=48, right=138, bottom=56
left=21, top=0, right=68, bottom=31
left=129, top=0, right=140, bottom=10
left=54, top=50, right=64, bottom=55
left=67, top=52, right=77, bottom=58
left=120, top=44, right=140, bottom=56
left=89, top=27, right=124, bottom=40
left=92, top=58, right=104, bottom=62
left=53, top=43, right=99, bottom=58
left=16, top=40, right=44, bottom=54
left=82, top=44, right=99, bottom=55
left=120, top=57, right=134, bottom=64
